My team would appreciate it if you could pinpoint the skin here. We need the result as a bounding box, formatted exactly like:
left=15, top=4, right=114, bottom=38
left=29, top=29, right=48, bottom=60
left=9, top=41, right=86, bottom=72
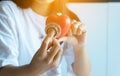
left=0, top=0, right=91, bottom=76
left=59, top=21, right=91, bottom=76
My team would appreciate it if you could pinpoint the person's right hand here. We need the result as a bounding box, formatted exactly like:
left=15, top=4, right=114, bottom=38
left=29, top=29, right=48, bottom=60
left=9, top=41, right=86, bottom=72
left=29, top=35, right=63, bottom=75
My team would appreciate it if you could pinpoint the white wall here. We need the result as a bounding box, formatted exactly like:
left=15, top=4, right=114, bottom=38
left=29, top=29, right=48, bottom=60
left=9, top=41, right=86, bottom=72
left=108, top=3, right=120, bottom=76
left=66, top=2, right=120, bottom=76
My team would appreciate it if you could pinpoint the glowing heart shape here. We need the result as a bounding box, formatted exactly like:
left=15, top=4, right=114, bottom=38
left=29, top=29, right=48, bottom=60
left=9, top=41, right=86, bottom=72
left=46, top=13, right=71, bottom=39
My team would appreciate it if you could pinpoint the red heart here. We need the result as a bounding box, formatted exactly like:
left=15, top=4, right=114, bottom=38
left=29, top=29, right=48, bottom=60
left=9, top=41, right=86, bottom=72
left=46, top=13, right=71, bottom=39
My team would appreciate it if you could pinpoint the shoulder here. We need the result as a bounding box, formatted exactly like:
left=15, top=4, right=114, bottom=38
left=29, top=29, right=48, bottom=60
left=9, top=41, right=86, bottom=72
left=0, top=1, right=21, bottom=25
left=0, top=1, right=19, bottom=17
left=0, top=1, right=17, bottom=9
left=0, top=1, right=20, bottom=35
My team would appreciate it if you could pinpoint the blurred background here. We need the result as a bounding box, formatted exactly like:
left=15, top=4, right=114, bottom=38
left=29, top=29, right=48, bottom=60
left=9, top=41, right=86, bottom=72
left=61, top=0, right=120, bottom=76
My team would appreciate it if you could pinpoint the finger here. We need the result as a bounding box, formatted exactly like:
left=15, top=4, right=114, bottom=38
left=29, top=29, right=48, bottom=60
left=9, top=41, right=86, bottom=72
left=72, top=24, right=78, bottom=35
left=53, top=48, right=63, bottom=65
left=46, top=39, right=60, bottom=64
left=39, top=35, right=53, bottom=55
left=72, top=20, right=83, bottom=35
left=79, top=32, right=87, bottom=44
left=78, top=31, right=87, bottom=41
left=47, top=29, right=55, bottom=38
left=48, top=41, right=53, bottom=50
left=80, top=23, right=87, bottom=32
left=77, top=25, right=82, bottom=35
left=82, top=31, right=87, bottom=39
left=78, top=23, right=87, bottom=34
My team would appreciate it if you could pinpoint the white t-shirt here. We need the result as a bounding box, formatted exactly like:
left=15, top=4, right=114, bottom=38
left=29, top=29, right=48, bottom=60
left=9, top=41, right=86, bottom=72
left=0, top=1, right=75, bottom=76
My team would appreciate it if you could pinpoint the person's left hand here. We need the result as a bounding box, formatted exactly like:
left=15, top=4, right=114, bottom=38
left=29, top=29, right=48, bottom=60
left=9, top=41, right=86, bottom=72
left=59, top=20, right=87, bottom=49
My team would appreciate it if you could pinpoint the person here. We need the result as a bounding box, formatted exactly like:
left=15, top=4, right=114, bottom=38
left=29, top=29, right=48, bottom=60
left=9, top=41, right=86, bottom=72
left=0, top=0, right=91, bottom=76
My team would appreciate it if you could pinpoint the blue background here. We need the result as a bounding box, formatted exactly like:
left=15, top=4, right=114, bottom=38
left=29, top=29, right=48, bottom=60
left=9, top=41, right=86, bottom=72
left=61, top=2, right=120, bottom=76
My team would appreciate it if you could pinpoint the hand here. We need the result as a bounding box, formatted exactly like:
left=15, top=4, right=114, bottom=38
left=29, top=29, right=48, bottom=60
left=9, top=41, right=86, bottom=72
left=59, top=20, right=91, bottom=76
left=29, top=35, right=63, bottom=75
left=59, top=20, right=87, bottom=48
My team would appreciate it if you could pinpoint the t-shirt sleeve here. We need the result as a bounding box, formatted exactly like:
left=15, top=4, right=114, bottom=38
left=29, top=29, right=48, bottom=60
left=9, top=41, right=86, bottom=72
left=0, top=1, right=19, bottom=67
left=63, top=43, right=76, bottom=76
